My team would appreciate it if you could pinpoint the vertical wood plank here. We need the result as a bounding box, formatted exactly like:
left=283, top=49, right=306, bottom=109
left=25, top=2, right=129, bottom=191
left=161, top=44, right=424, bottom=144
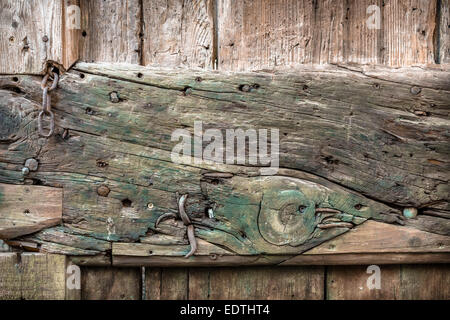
left=189, top=267, right=324, bottom=300
left=144, top=268, right=189, bottom=300
left=438, top=0, right=450, bottom=64
left=398, top=264, right=450, bottom=299
left=142, top=0, right=215, bottom=68
left=383, top=0, right=437, bottom=66
left=327, top=265, right=402, bottom=300
left=0, top=253, right=21, bottom=300
left=79, top=0, right=141, bottom=64
left=217, top=0, right=438, bottom=70
left=327, top=264, right=450, bottom=300
left=217, top=0, right=315, bottom=71
left=21, top=253, right=66, bottom=300
left=0, top=0, right=63, bottom=74
left=81, top=267, right=141, bottom=300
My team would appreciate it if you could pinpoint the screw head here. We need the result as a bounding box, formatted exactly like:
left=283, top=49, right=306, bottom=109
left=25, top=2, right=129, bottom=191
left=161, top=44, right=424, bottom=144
left=21, top=167, right=30, bottom=175
left=42, top=35, right=48, bottom=42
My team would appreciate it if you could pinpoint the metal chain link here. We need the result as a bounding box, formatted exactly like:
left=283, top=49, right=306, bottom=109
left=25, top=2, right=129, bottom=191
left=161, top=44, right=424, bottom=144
left=38, top=70, right=59, bottom=137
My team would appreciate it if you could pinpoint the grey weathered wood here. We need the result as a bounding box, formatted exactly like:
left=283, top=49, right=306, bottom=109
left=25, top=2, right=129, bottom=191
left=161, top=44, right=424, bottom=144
left=142, top=0, right=215, bottom=68
left=0, top=0, right=79, bottom=74
left=0, top=62, right=448, bottom=265
left=79, top=0, right=141, bottom=64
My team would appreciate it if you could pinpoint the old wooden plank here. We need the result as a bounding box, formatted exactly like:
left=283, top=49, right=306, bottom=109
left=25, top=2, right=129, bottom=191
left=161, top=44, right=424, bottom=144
left=142, top=0, right=215, bottom=68
left=280, top=253, right=450, bottom=266
left=383, top=0, right=437, bottom=66
left=20, top=253, right=66, bottom=300
left=217, top=0, right=439, bottom=70
left=0, top=63, right=448, bottom=261
left=81, top=267, right=141, bottom=300
left=79, top=0, right=141, bottom=64
left=65, top=258, right=81, bottom=300
left=113, top=240, right=234, bottom=257
left=327, top=264, right=450, bottom=299
left=0, top=253, right=21, bottom=300
left=115, top=255, right=291, bottom=267
left=0, top=0, right=79, bottom=74
left=304, top=220, right=450, bottom=254
left=188, top=266, right=324, bottom=300
left=0, top=184, right=62, bottom=239
left=62, top=0, right=81, bottom=70
left=398, top=264, right=450, bottom=299
left=438, top=0, right=450, bottom=64
left=69, top=254, right=111, bottom=267
left=0, top=0, right=62, bottom=74
left=144, top=268, right=188, bottom=300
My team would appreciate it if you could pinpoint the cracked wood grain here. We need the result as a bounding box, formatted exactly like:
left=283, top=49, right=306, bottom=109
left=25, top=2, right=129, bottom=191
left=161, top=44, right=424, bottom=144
left=0, top=62, right=448, bottom=265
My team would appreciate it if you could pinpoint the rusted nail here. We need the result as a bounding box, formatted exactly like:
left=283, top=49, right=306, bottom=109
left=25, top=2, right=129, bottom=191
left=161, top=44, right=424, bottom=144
left=109, top=91, right=120, bottom=103
left=24, top=158, right=39, bottom=171
left=403, top=207, right=418, bottom=219
left=42, top=35, right=48, bottom=42
left=410, top=86, right=421, bottom=95
left=97, top=185, right=110, bottom=197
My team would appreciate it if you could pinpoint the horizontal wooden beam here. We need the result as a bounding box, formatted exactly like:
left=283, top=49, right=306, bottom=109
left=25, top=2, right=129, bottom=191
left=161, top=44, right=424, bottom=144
left=0, top=63, right=448, bottom=265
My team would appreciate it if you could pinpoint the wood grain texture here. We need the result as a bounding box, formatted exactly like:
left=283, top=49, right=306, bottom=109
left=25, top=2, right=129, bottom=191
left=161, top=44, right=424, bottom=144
left=0, top=184, right=62, bottom=239
left=280, top=252, right=450, bottom=265
left=0, top=63, right=448, bottom=264
left=144, top=268, right=188, bottom=299
left=438, top=0, right=450, bottom=64
left=81, top=267, right=141, bottom=300
left=305, top=220, right=450, bottom=254
left=21, top=253, right=66, bottom=299
left=0, top=253, right=21, bottom=300
left=217, top=0, right=440, bottom=71
left=62, top=0, right=81, bottom=70
left=327, top=264, right=450, bottom=299
left=0, top=253, right=66, bottom=300
left=79, top=0, right=141, bottom=64
left=188, top=266, right=324, bottom=300
left=142, top=0, right=215, bottom=68
left=0, top=0, right=63, bottom=74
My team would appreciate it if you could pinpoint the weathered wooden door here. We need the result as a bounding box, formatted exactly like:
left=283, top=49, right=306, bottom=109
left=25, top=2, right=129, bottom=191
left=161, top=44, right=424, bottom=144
left=0, top=0, right=449, bottom=300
